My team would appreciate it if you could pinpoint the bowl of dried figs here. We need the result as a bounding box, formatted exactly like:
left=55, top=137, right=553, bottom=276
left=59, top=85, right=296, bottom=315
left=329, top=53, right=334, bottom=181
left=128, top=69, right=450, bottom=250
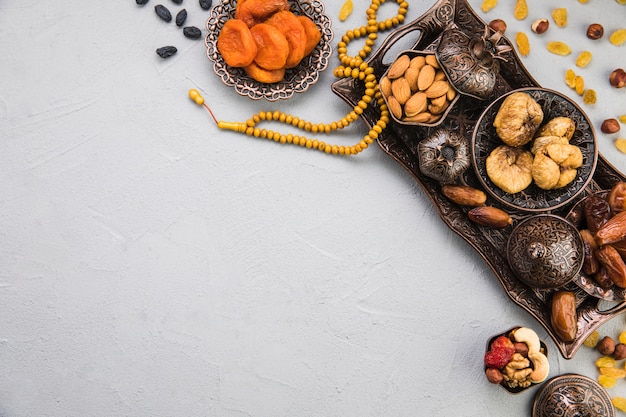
left=378, top=50, right=460, bottom=127
left=471, top=87, right=598, bottom=213
left=205, top=0, right=333, bottom=101
left=484, top=326, right=549, bottom=394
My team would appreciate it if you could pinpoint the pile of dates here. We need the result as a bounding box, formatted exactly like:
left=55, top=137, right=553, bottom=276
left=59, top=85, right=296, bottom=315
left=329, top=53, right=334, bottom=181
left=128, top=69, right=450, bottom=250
left=484, top=327, right=549, bottom=390
left=570, top=181, right=626, bottom=290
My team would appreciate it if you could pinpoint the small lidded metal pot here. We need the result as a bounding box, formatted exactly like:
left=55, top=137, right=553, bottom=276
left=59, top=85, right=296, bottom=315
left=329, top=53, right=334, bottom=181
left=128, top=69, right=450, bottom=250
left=436, top=24, right=512, bottom=101
left=507, top=214, right=584, bottom=289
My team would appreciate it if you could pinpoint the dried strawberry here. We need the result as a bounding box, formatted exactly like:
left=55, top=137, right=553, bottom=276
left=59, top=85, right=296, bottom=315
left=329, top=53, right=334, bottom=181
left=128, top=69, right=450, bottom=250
left=484, top=348, right=514, bottom=369
left=490, top=335, right=514, bottom=351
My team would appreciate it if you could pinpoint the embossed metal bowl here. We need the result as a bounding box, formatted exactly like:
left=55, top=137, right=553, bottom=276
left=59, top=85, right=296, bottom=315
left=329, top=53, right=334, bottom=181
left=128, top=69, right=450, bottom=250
left=507, top=214, right=584, bottom=289
left=472, top=87, right=598, bottom=212
left=485, top=327, right=548, bottom=394
left=379, top=50, right=460, bottom=127
left=532, top=374, right=615, bottom=417
left=205, top=0, right=333, bottom=101
left=566, top=190, right=626, bottom=301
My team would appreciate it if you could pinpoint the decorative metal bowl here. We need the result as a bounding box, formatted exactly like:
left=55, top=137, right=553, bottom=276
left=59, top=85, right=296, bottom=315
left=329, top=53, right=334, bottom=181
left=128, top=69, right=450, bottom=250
left=507, top=214, right=584, bottom=289
left=205, top=0, right=333, bottom=101
left=485, top=327, right=548, bottom=394
left=566, top=190, right=626, bottom=301
left=532, top=374, right=615, bottom=417
left=379, top=50, right=460, bottom=127
left=472, top=87, right=598, bottom=213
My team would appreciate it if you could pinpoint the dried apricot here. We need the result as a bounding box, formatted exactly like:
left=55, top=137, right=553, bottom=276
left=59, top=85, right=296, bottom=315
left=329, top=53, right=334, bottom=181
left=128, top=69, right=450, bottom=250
left=235, top=0, right=290, bottom=28
left=297, top=15, right=322, bottom=57
left=514, top=0, right=528, bottom=20
left=583, top=330, right=600, bottom=348
left=551, top=8, right=567, bottom=28
left=481, top=0, right=498, bottom=12
left=547, top=41, right=572, bottom=56
left=217, top=19, right=258, bottom=68
left=576, top=51, right=592, bottom=68
left=266, top=11, right=307, bottom=68
left=244, top=62, right=286, bottom=83
left=515, top=31, right=530, bottom=56
left=250, top=23, right=289, bottom=70
left=599, top=374, right=617, bottom=388
left=610, top=29, right=626, bottom=46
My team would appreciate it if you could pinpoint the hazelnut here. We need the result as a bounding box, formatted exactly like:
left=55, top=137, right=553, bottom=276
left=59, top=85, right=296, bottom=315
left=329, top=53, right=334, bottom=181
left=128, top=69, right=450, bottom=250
left=489, top=19, right=507, bottom=34
left=598, top=336, right=616, bottom=355
left=531, top=18, right=549, bottom=34
left=514, top=342, right=529, bottom=357
left=614, top=343, right=626, bottom=360
left=586, top=23, right=604, bottom=40
left=610, top=68, right=626, bottom=88
left=485, top=367, right=503, bottom=384
left=601, top=118, right=621, bottom=134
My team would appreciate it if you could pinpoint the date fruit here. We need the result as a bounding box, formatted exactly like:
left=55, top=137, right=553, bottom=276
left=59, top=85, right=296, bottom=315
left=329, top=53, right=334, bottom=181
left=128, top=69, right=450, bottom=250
left=595, top=245, right=626, bottom=288
left=595, top=266, right=615, bottom=289
left=468, top=206, right=512, bottom=229
left=551, top=291, right=577, bottom=343
left=580, top=229, right=600, bottom=275
left=584, top=194, right=611, bottom=234
left=441, top=185, right=487, bottom=207
left=608, top=182, right=626, bottom=214
left=596, top=211, right=626, bottom=245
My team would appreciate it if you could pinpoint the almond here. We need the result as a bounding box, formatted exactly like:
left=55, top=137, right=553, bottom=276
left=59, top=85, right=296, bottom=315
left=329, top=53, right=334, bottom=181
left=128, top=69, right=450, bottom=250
left=434, top=69, right=447, bottom=81
left=404, top=92, right=428, bottom=117
left=417, top=64, right=435, bottom=91
left=425, top=80, right=449, bottom=98
left=403, top=111, right=432, bottom=123
left=387, top=55, right=410, bottom=79
left=410, top=55, right=426, bottom=71
left=430, top=94, right=447, bottom=107
left=404, top=67, right=420, bottom=92
left=391, top=77, right=411, bottom=105
left=425, top=54, right=439, bottom=69
left=379, top=76, right=392, bottom=98
left=387, top=95, right=403, bottom=119
left=446, top=86, right=457, bottom=101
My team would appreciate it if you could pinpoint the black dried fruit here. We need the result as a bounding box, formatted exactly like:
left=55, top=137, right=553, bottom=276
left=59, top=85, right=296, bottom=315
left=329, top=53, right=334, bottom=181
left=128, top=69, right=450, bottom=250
left=136, top=0, right=149, bottom=5
left=172, top=0, right=183, bottom=3
left=199, top=0, right=212, bottom=10
left=154, top=4, right=172, bottom=22
left=156, top=46, right=177, bottom=58
left=175, top=9, right=187, bottom=27
left=183, top=26, right=202, bottom=39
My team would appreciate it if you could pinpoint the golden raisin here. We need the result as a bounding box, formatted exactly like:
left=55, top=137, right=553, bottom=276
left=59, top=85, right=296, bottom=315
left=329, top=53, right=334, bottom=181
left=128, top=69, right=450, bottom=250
left=575, top=75, right=585, bottom=95
left=615, top=138, right=626, bottom=154
left=338, top=0, right=353, bottom=22
left=610, top=29, right=626, bottom=46
left=617, top=0, right=626, bottom=4
left=547, top=41, right=572, bottom=55
left=481, top=0, right=498, bottom=12
left=583, top=89, right=597, bottom=104
left=599, top=374, right=617, bottom=388
left=600, top=367, right=626, bottom=378
left=584, top=330, right=600, bottom=348
left=576, top=51, right=592, bottom=68
left=596, top=356, right=617, bottom=368
left=514, top=0, right=528, bottom=20
left=613, top=397, right=626, bottom=413
left=515, top=31, right=530, bottom=56
left=565, top=69, right=576, bottom=88
left=620, top=115, right=626, bottom=124
left=551, top=8, right=568, bottom=28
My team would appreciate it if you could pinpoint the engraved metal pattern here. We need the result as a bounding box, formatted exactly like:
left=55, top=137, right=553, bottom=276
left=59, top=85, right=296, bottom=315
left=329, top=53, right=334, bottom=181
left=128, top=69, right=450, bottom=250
left=472, top=88, right=598, bottom=213
left=507, top=215, right=583, bottom=289
left=566, top=191, right=626, bottom=301
left=418, top=129, right=470, bottom=182
left=532, top=374, right=615, bottom=417
left=436, top=26, right=499, bottom=100
left=205, top=0, right=333, bottom=101
left=331, top=0, right=626, bottom=359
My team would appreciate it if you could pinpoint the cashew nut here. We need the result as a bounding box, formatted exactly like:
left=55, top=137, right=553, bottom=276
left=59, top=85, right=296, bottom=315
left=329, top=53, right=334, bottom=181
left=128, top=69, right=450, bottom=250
left=511, top=327, right=541, bottom=353
left=528, top=351, right=550, bottom=383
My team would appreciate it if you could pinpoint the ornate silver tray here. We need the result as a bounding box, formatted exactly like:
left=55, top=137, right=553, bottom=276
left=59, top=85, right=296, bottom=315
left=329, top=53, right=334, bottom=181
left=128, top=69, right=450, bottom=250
left=331, top=0, right=626, bottom=359
left=532, top=374, right=615, bottom=417
left=205, top=0, right=333, bottom=101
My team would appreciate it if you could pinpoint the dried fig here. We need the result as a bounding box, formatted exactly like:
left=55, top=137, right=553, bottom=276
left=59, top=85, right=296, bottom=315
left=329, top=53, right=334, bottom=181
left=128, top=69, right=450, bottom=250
left=544, top=143, right=583, bottom=169
left=530, top=135, right=569, bottom=155
left=493, top=92, right=544, bottom=147
left=531, top=150, right=560, bottom=190
left=486, top=145, right=534, bottom=194
left=535, top=117, right=576, bottom=140
left=532, top=143, right=582, bottom=190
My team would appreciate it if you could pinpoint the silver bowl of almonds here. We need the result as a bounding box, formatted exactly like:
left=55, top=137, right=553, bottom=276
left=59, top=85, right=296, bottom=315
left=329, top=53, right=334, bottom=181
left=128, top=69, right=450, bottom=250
left=471, top=88, right=598, bottom=213
left=379, top=50, right=459, bottom=127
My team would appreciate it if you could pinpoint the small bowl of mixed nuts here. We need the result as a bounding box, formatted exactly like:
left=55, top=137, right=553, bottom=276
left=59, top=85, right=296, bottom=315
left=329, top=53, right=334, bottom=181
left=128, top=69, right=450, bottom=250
left=484, top=326, right=549, bottom=394
left=379, top=50, right=460, bottom=127
left=472, top=87, right=598, bottom=213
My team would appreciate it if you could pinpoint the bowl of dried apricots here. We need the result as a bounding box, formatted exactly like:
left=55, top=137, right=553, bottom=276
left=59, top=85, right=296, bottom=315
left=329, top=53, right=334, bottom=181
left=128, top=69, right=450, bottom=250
left=205, top=0, right=333, bottom=101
